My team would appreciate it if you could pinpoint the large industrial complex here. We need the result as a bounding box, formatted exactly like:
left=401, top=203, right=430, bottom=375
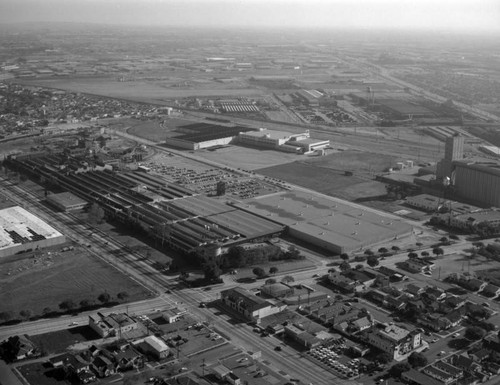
left=164, top=122, right=329, bottom=154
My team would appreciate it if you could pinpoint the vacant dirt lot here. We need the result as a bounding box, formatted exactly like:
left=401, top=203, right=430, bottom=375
left=257, top=150, right=394, bottom=201
left=0, top=245, right=151, bottom=316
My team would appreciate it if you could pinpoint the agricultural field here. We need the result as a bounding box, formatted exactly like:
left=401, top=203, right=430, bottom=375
left=0, top=244, right=152, bottom=316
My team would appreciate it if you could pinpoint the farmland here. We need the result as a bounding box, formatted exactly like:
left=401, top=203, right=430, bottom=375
left=0, top=245, right=151, bottom=316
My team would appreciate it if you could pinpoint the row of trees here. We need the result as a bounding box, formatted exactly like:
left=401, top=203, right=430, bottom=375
left=0, top=291, right=129, bottom=324
left=223, top=244, right=303, bottom=269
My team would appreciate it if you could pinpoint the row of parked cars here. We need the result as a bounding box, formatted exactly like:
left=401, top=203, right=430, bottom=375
left=308, top=347, right=359, bottom=378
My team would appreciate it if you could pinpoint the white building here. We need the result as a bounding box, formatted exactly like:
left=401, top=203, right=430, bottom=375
left=366, top=324, right=421, bottom=360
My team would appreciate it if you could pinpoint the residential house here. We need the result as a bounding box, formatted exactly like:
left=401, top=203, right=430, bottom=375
left=424, top=286, right=446, bottom=301
left=433, top=361, right=464, bottom=380
left=481, top=283, right=500, bottom=298
left=446, top=353, right=481, bottom=373
left=469, top=348, right=490, bottom=363
left=91, top=356, right=115, bottom=378
left=405, top=258, right=435, bottom=273
left=114, top=345, right=143, bottom=370
left=4, top=335, right=37, bottom=361
left=327, top=271, right=357, bottom=293
left=406, top=283, right=425, bottom=297
left=445, top=295, right=467, bottom=309
left=423, top=365, right=457, bottom=385
left=402, top=368, right=443, bottom=385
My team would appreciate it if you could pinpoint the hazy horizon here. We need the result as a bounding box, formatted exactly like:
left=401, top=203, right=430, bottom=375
left=2, top=0, right=500, bottom=35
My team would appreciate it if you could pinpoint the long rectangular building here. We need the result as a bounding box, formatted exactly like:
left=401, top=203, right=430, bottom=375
left=235, top=190, right=413, bottom=254
left=0, top=206, right=66, bottom=258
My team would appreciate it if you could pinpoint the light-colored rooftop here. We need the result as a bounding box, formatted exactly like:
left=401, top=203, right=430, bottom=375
left=240, top=129, right=294, bottom=140
left=0, top=206, right=63, bottom=250
left=378, top=324, right=410, bottom=342
left=236, top=191, right=412, bottom=252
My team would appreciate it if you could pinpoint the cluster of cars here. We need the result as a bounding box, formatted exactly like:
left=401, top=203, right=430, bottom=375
left=308, top=347, right=359, bottom=378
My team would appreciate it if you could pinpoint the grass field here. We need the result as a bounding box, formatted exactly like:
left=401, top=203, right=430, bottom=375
left=30, top=326, right=101, bottom=354
left=0, top=245, right=152, bottom=316
left=16, top=77, right=265, bottom=103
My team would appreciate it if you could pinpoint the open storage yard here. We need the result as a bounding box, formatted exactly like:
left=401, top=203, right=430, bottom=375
left=0, top=244, right=151, bottom=316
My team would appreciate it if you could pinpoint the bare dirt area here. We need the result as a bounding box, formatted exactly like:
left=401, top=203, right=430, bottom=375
left=257, top=150, right=397, bottom=200
left=16, top=77, right=265, bottom=103
left=0, top=245, right=151, bottom=316
left=195, top=145, right=300, bottom=170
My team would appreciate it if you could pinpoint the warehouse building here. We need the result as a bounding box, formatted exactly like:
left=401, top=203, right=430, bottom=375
left=453, top=161, right=500, bottom=208
left=0, top=206, right=66, bottom=258
left=238, top=128, right=329, bottom=154
left=46, top=191, right=87, bottom=212
left=235, top=191, right=412, bottom=254
left=164, top=122, right=256, bottom=150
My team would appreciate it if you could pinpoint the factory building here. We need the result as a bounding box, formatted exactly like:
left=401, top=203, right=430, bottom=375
left=4, top=153, right=283, bottom=255
left=0, top=206, right=66, bottom=258
left=235, top=190, right=413, bottom=254
left=238, top=128, right=329, bottom=154
left=164, top=123, right=256, bottom=150
left=436, top=134, right=464, bottom=180
left=46, top=192, right=88, bottom=212
left=453, top=161, right=500, bottom=208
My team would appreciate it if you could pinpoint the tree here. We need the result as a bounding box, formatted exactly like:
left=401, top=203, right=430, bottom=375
left=377, top=352, right=393, bottom=365
left=79, top=299, right=93, bottom=308
left=88, top=203, right=105, bottom=225
left=408, top=352, right=428, bottom=368
left=391, top=245, right=401, bottom=252
left=98, top=292, right=111, bottom=304
left=340, top=253, right=350, bottom=261
left=216, top=181, right=226, bottom=196
left=367, top=255, right=379, bottom=267
left=421, top=251, right=430, bottom=257
left=19, top=310, right=32, bottom=320
left=179, top=271, right=190, bottom=280
left=42, top=307, right=52, bottom=316
left=286, top=245, right=301, bottom=259
left=465, top=326, right=486, bottom=341
left=364, top=249, right=374, bottom=256
left=0, top=311, right=15, bottom=322
left=269, top=266, right=278, bottom=275
left=389, top=362, right=411, bottom=378
left=117, top=292, right=129, bottom=301
left=281, top=275, right=295, bottom=284
left=432, top=247, right=444, bottom=257
left=203, top=263, right=222, bottom=281
left=59, top=299, right=76, bottom=311
left=440, top=236, right=449, bottom=244
left=378, top=247, right=388, bottom=254
left=339, top=261, right=351, bottom=271
left=408, top=252, right=418, bottom=259
left=252, top=267, right=266, bottom=278
left=265, top=278, right=277, bottom=285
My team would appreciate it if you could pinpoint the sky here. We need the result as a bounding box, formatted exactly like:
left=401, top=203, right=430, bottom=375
left=1, top=0, right=500, bottom=34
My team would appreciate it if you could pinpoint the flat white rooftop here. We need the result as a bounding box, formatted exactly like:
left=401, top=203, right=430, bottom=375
left=0, top=206, right=63, bottom=250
